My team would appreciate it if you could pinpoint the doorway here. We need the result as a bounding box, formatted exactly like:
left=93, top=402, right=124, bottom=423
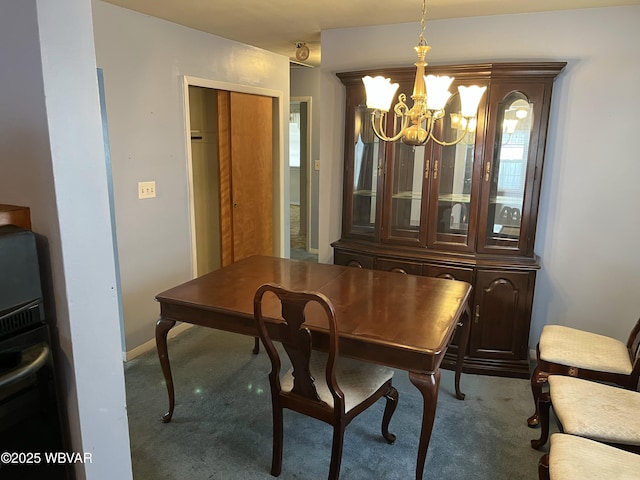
left=185, top=79, right=283, bottom=276
left=289, top=98, right=316, bottom=262
left=188, top=86, right=221, bottom=275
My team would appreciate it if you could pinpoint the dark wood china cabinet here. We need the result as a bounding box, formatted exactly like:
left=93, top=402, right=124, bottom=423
left=332, top=62, right=566, bottom=378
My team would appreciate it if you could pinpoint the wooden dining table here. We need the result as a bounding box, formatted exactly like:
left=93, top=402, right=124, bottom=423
left=155, top=255, right=472, bottom=480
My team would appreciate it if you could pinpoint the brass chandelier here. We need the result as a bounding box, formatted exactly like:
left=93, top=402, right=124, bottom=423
left=362, top=0, right=486, bottom=147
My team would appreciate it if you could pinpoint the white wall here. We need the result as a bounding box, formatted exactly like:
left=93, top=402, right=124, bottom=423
left=92, top=1, right=290, bottom=352
left=320, top=6, right=640, bottom=346
left=0, top=0, right=132, bottom=478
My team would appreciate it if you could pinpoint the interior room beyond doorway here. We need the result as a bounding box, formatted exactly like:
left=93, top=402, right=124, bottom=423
left=289, top=99, right=317, bottom=262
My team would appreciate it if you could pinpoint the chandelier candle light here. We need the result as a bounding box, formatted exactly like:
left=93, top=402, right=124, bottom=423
left=362, top=0, right=486, bottom=147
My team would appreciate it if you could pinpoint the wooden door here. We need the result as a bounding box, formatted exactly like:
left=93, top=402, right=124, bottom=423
left=218, top=91, right=273, bottom=266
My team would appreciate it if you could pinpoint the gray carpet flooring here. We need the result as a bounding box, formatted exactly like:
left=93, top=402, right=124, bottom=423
left=289, top=204, right=318, bottom=263
left=125, top=327, right=556, bottom=479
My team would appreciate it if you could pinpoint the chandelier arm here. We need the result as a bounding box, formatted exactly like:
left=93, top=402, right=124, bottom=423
left=429, top=119, right=476, bottom=146
left=370, top=111, right=410, bottom=143
left=393, top=93, right=409, bottom=117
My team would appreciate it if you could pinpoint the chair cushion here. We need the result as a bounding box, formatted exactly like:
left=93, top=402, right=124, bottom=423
left=549, top=375, right=640, bottom=445
left=280, top=351, right=393, bottom=413
left=540, top=325, right=632, bottom=374
left=549, top=433, right=640, bottom=480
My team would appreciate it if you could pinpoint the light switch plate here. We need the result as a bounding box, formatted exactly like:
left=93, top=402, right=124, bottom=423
left=138, top=181, right=156, bottom=199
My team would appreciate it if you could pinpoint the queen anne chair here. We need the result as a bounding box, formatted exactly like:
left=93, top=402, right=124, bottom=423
left=538, top=433, right=640, bottom=480
left=531, top=375, right=640, bottom=451
left=527, top=317, right=640, bottom=427
left=253, top=283, right=398, bottom=480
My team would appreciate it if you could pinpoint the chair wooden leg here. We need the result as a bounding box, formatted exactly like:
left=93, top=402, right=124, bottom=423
left=253, top=337, right=260, bottom=354
left=328, top=425, right=345, bottom=480
left=528, top=365, right=548, bottom=427
left=538, top=453, right=550, bottom=480
left=531, top=392, right=551, bottom=450
left=271, top=406, right=283, bottom=476
left=381, top=385, right=398, bottom=444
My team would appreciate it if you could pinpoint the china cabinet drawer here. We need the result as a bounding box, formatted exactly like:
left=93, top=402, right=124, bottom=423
left=333, top=250, right=374, bottom=269
left=376, top=258, right=423, bottom=275
left=424, top=264, right=474, bottom=283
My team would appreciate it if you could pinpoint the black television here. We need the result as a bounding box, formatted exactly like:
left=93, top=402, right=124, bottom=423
left=0, top=225, right=45, bottom=340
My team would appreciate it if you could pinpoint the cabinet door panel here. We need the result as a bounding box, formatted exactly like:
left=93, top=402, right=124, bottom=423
left=379, top=76, right=430, bottom=246
left=351, top=104, right=384, bottom=234
left=342, top=88, right=386, bottom=241
left=426, top=81, right=488, bottom=252
left=477, top=82, right=546, bottom=256
left=470, top=270, right=533, bottom=360
left=381, top=142, right=428, bottom=245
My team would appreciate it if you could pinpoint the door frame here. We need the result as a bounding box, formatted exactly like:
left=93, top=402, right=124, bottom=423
left=290, top=96, right=313, bottom=252
left=181, top=75, right=285, bottom=277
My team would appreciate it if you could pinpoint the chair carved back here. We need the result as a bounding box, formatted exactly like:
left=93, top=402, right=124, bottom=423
left=627, top=317, right=640, bottom=382
left=254, top=283, right=342, bottom=406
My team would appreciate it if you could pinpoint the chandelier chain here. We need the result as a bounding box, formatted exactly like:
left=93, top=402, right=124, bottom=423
left=418, top=0, right=428, bottom=46
left=361, top=0, right=486, bottom=146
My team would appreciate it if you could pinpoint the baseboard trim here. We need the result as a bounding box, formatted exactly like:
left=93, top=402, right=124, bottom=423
left=124, top=322, right=194, bottom=362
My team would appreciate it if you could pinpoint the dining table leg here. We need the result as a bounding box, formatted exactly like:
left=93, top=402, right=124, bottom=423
left=155, top=317, right=176, bottom=423
left=454, top=305, right=471, bottom=400
left=409, top=369, right=441, bottom=480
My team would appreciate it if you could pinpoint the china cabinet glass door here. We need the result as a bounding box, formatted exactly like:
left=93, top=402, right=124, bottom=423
left=382, top=139, right=428, bottom=244
left=478, top=83, right=545, bottom=254
left=348, top=104, right=385, bottom=238
left=426, top=88, right=486, bottom=251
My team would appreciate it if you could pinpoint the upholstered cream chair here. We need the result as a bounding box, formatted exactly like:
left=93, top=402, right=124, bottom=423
left=532, top=375, right=640, bottom=451
left=527, top=318, right=640, bottom=427
left=538, top=433, right=640, bottom=480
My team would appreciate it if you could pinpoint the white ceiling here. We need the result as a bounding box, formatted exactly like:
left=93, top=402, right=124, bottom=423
left=102, top=0, right=640, bottom=66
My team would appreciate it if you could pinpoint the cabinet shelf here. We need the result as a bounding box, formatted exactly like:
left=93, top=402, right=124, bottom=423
left=392, top=191, right=422, bottom=200
left=489, top=196, right=523, bottom=205
left=353, top=190, right=377, bottom=197
left=438, top=193, right=471, bottom=203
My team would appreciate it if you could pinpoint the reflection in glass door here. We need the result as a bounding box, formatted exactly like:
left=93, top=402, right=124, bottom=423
left=486, top=94, right=533, bottom=246
left=351, top=105, right=383, bottom=236
left=386, top=140, right=426, bottom=242
left=428, top=91, right=481, bottom=249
